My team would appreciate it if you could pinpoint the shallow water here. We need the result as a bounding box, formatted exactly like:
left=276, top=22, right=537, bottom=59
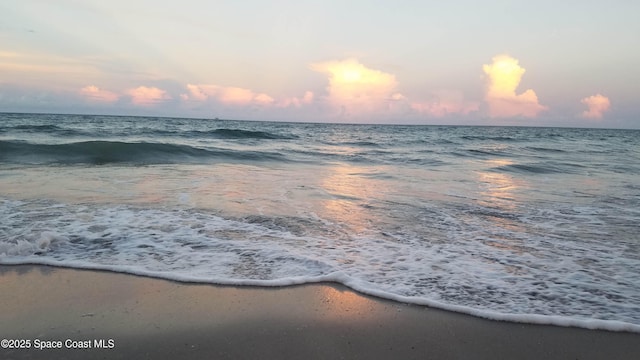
left=1, top=113, right=639, bottom=331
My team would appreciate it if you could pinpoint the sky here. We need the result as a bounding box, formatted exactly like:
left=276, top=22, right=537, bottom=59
left=1, top=0, right=639, bottom=128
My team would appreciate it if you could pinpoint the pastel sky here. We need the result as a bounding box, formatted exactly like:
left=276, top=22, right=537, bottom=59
left=1, top=0, right=639, bottom=128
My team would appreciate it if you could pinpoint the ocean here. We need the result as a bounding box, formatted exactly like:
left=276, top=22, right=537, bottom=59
left=1, top=112, right=639, bottom=332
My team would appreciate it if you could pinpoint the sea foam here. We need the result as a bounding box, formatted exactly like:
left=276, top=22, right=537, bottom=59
left=1, top=197, right=639, bottom=333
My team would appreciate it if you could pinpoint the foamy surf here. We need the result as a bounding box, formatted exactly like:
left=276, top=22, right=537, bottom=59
left=1, top=197, right=639, bottom=333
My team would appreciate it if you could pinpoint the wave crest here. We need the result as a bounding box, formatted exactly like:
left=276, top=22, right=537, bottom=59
left=0, top=140, right=288, bottom=165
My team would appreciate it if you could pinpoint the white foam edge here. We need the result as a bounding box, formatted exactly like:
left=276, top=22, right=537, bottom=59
left=1, top=259, right=639, bottom=333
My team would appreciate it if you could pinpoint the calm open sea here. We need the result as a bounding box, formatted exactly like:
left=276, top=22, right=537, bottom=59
left=1, top=113, right=639, bottom=331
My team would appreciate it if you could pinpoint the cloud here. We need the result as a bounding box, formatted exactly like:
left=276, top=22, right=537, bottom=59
left=279, top=91, right=314, bottom=108
left=183, top=84, right=313, bottom=108
left=127, top=86, right=170, bottom=106
left=184, top=84, right=271, bottom=105
left=483, top=55, right=547, bottom=118
left=80, top=85, right=119, bottom=103
left=309, top=58, right=480, bottom=120
left=218, top=86, right=268, bottom=105
left=310, top=58, right=404, bottom=117
left=581, top=94, right=610, bottom=119
left=411, top=90, right=479, bottom=117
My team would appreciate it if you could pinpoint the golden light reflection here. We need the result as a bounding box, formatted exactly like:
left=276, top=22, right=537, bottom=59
left=475, top=158, right=520, bottom=211
left=317, top=163, right=386, bottom=234
left=474, top=158, right=530, bottom=254
left=316, top=285, right=379, bottom=321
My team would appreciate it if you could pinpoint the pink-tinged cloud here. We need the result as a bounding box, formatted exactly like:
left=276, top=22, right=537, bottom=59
left=411, top=91, right=479, bottom=117
left=218, top=86, right=262, bottom=105
left=127, top=86, right=170, bottom=106
left=483, top=55, right=547, bottom=118
left=279, top=91, right=314, bottom=108
left=184, top=84, right=274, bottom=106
left=79, top=85, right=119, bottom=103
left=310, top=58, right=403, bottom=117
left=581, top=94, right=611, bottom=119
left=183, top=84, right=313, bottom=108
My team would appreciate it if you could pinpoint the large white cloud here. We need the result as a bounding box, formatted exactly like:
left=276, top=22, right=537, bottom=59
left=310, top=58, right=404, bottom=117
left=483, top=55, right=547, bottom=118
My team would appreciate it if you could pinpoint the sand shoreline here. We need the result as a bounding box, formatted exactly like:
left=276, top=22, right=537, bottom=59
left=1, top=264, right=639, bottom=359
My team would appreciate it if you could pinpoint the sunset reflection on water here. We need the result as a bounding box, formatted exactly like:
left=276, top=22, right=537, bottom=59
left=473, top=158, right=534, bottom=258
left=475, top=159, right=522, bottom=212
left=317, top=163, right=387, bottom=234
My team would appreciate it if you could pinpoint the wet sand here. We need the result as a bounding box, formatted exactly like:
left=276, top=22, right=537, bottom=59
left=1, top=264, right=638, bottom=359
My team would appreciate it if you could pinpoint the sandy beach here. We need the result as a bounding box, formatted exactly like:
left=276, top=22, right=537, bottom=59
left=0, top=264, right=638, bottom=359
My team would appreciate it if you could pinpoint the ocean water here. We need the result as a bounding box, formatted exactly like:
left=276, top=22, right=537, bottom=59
left=1, top=112, right=639, bottom=332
